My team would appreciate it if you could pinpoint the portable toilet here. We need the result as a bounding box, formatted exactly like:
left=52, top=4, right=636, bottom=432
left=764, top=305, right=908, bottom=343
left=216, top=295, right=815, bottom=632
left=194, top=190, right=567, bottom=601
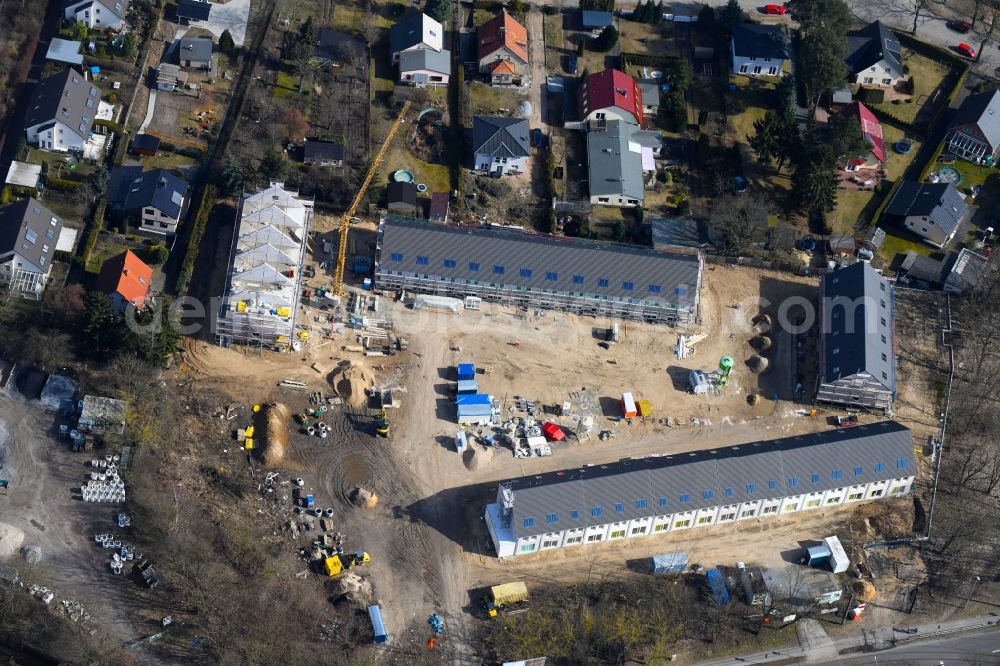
left=620, top=392, right=638, bottom=418
left=368, top=604, right=389, bottom=643
left=455, top=431, right=468, bottom=453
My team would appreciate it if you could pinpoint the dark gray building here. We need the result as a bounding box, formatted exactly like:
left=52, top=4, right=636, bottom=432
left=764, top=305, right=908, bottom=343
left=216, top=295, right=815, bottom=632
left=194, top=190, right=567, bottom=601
left=945, top=90, right=1000, bottom=165
left=374, top=215, right=703, bottom=323
left=845, top=21, right=904, bottom=86
left=0, top=197, right=64, bottom=298
left=884, top=182, right=968, bottom=249
left=816, top=262, right=895, bottom=410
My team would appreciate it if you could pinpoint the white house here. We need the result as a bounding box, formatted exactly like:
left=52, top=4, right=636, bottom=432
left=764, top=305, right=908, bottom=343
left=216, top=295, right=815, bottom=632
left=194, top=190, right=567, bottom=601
left=885, top=182, right=969, bottom=249
left=24, top=68, right=102, bottom=153
left=472, top=116, right=530, bottom=176
left=64, top=0, right=128, bottom=30
left=485, top=422, right=915, bottom=558
left=845, top=21, right=904, bottom=87
left=108, top=166, right=189, bottom=236
left=0, top=198, right=64, bottom=299
left=389, top=11, right=443, bottom=62
left=731, top=23, right=789, bottom=77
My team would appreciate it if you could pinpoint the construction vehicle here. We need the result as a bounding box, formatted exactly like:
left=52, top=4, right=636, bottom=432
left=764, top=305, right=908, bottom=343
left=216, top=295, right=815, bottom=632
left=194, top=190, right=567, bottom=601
left=374, top=408, right=390, bottom=438
left=323, top=550, right=371, bottom=576
left=333, top=100, right=412, bottom=296
left=481, top=581, right=528, bottom=617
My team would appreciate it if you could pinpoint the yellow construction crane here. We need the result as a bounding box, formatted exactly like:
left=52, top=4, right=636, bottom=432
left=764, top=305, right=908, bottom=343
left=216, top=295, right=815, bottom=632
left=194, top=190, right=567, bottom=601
left=333, top=100, right=412, bottom=295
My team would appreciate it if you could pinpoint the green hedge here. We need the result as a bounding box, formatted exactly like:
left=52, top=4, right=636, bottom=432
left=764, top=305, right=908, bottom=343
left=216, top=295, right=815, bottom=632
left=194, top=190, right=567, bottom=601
left=45, top=176, right=82, bottom=191
left=174, top=184, right=217, bottom=294
left=94, top=118, right=126, bottom=135
left=621, top=52, right=678, bottom=68
left=80, top=200, right=107, bottom=268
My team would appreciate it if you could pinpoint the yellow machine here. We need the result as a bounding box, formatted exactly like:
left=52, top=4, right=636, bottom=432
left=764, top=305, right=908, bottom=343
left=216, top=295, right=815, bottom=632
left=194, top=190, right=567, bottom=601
left=243, top=424, right=255, bottom=451
left=323, top=551, right=371, bottom=577
left=332, top=100, right=412, bottom=296
left=482, top=582, right=528, bottom=618
left=375, top=408, right=390, bottom=438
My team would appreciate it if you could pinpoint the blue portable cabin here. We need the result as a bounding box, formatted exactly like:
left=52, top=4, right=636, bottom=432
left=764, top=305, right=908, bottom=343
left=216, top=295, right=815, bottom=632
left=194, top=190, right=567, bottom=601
left=368, top=604, right=389, bottom=643
left=457, top=379, right=479, bottom=394
left=806, top=543, right=832, bottom=567
left=706, top=569, right=730, bottom=606
left=457, top=363, right=476, bottom=380
left=456, top=393, right=493, bottom=424
left=650, top=551, right=688, bottom=575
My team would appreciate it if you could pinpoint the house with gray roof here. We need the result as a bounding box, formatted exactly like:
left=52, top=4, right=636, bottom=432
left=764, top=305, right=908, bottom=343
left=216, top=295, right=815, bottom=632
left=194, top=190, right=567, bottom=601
left=845, top=21, right=904, bottom=87
left=389, top=11, right=443, bottom=62
left=108, top=166, right=189, bottom=236
left=0, top=198, right=64, bottom=298
left=636, top=79, right=661, bottom=114
left=945, top=90, right=1000, bottom=165
left=484, top=421, right=915, bottom=557
left=398, top=47, right=451, bottom=86
left=472, top=116, right=530, bottom=176
left=64, top=0, right=128, bottom=31
left=176, top=0, right=211, bottom=23
left=884, top=182, right=968, bottom=248
left=374, top=215, right=703, bottom=324
left=303, top=139, right=344, bottom=166
left=816, top=262, right=896, bottom=410
left=587, top=120, right=644, bottom=207
left=24, top=68, right=102, bottom=153
left=177, top=36, right=214, bottom=71
left=731, top=23, right=788, bottom=77
left=899, top=247, right=989, bottom=294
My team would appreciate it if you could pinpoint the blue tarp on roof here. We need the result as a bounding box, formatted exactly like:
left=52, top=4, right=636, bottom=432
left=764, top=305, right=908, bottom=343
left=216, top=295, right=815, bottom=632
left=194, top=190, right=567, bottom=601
left=456, top=393, right=490, bottom=406
left=457, top=363, right=475, bottom=380
left=582, top=10, right=613, bottom=28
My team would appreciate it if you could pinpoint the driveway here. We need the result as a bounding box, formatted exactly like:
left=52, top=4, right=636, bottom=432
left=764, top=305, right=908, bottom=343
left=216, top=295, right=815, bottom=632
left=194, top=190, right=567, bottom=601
left=527, top=9, right=546, bottom=129
left=204, top=0, right=251, bottom=46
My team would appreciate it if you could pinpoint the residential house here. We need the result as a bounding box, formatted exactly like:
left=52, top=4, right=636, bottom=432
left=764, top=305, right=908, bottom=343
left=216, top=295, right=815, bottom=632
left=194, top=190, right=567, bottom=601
left=885, top=182, right=968, bottom=248
left=898, top=247, right=990, bottom=293
left=429, top=192, right=449, bottom=223
left=816, top=262, right=896, bottom=410
left=841, top=101, right=886, bottom=169
left=46, top=38, right=84, bottom=66
left=637, top=79, right=661, bottom=115
left=483, top=421, right=915, bottom=557
left=108, top=166, right=189, bottom=236
left=303, top=139, right=345, bottom=166
left=24, top=68, right=102, bottom=153
left=177, top=36, right=213, bottom=71
left=845, top=21, right=904, bottom=87
left=944, top=90, right=1000, bottom=165
left=386, top=182, right=419, bottom=216
left=587, top=120, right=644, bottom=208
left=64, top=0, right=128, bottom=30
left=478, top=10, right=528, bottom=82
left=176, top=0, right=211, bottom=23
left=731, top=23, right=788, bottom=77
left=472, top=116, right=530, bottom=176
left=579, top=68, right=643, bottom=126
left=96, top=250, right=154, bottom=312
left=581, top=10, right=613, bottom=35
left=390, top=12, right=443, bottom=62
left=0, top=198, right=63, bottom=298
left=399, top=48, right=451, bottom=86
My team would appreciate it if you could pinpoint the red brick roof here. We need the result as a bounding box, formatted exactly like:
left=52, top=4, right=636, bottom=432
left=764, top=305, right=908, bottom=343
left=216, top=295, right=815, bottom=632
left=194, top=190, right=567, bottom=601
left=96, top=250, right=153, bottom=309
left=578, top=68, right=643, bottom=125
left=478, top=10, right=528, bottom=63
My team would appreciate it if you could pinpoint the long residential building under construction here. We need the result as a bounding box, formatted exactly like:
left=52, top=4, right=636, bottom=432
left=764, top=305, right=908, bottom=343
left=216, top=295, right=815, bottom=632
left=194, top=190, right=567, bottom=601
left=215, top=182, right=314, bottom=350
left=374, top=216, right=703, bottom=324
left=485, top=421, right=916, bottom=558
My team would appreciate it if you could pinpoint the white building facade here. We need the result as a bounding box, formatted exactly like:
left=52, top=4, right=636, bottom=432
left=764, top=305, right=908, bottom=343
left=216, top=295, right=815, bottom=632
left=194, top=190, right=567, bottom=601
left=64, top=0, right=127, bottom=30
left=486, top=422, right=916, bottom=558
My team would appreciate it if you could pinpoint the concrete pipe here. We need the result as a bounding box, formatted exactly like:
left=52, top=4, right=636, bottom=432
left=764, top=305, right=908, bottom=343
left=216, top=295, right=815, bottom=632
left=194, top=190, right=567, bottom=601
left=319, top=430, right=328, bottom=438
left=296, top=478, right=305, bottom=487
left=324, top=508, right=334, bottom=518
left=307, top=427, right=316, bottom=436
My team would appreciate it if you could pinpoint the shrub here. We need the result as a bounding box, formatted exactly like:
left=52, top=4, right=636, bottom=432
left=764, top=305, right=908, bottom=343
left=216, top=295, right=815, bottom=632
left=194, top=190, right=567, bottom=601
left=857, top=87, right=885, bottom=104
left=178, top=147, right=205, bottom=159
left=676, top=198, right=690, bottom=216
left=902, top=77, right=915, bottom=95
left=543, top=5, right=557, bottom=14
left=146, top=243, right=169, bottom=265
left=159, top=141, right=175, bottom=152
left=45, top=176, right=81, bottom=191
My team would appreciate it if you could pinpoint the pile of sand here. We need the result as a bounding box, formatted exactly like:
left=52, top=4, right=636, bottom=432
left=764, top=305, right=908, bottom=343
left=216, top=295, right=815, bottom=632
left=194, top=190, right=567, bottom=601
left=747, top=355, right=769, bottom=374
left=749, top=335, right=772, bottom=352
left=20, top=545, right=42, bottom=564
left=852, top=580, right=877, bottom=602
left=329, top=361, right=375, bottom=409
left=752, top=314, right=773, bottom=335
left=256, top=402, right=291, bottom=468
left=0, top=523, right=25, bottom=559
left=351, top=486, right=379, bottom=509
left=463, top=444, right=494, bottom=471
left=327, top=572, right=374, bottom=607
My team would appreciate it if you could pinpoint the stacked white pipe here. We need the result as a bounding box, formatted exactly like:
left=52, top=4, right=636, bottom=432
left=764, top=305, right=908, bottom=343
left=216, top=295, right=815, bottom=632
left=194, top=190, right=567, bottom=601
left=82, top=462, right=125, bottom=502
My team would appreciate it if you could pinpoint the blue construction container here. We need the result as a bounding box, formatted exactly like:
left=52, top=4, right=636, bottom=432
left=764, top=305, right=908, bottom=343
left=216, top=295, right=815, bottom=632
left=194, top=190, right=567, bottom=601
left=354, top=255, right=372, bottom=274
left=305, top=494, right=315, bottom=508
left=807, top=543, right=832, bottom=568
left=456, top=393, right=491, bottom=406
left=457, top=379, right=479, bottom=394
left=457, top=363, right=476, bottom=380
left=650, top=551, right=689, bottom=575
left=706, top=569, right=730, bottom=606
left=367, top=604, right=389, bottom=643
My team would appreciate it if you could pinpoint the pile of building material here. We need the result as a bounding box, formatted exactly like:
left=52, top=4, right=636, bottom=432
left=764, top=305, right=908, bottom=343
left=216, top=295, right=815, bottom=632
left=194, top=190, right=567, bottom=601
left=256, top=402, right=292, bottom=467
left=330, top=363, right=375, bottom=409
left=82, top=462, right=125, bottom=503
left=27, top=584, right=54, bottom=605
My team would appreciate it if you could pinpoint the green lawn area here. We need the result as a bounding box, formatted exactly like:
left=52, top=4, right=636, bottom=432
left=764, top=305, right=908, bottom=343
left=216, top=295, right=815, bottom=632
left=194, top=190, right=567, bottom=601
left=544, top=11, right=563, bottom=49
left=618, top=19, right=673, bottom=57
left=86, top=238, right=131, bottom=274
left=141, top=151, right=200, bottom=172
left=275, top=66, right=300, bottom=98
left=878, top=228, right=933, bottom=263
left=470, top=82, right=527, bottom=116
left=729, top=106, right=766, bottom=145
left=872, top=49, right=950, bottom=124
left=947, top=160, right=995, bottom=190
left=830, top=190, right=873, bottom=236
left=333, top=5, right=365, bottom=32
left=380, top=137, right=450, bottom=194
left=882, top=125, right=922, bottom=181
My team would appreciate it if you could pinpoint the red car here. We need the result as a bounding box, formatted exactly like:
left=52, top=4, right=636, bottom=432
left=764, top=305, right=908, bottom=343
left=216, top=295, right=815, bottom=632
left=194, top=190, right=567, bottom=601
left=765, top=3, right=787, bottom=14
left=958, top=42, right=977, bottom=58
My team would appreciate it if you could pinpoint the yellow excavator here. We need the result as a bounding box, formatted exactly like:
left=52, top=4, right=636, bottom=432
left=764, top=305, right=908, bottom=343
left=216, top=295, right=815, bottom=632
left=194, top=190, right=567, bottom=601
left=323, top=550, right=371, bottom=577
left=374, top=408, right=390, bottom=438
left=332, top=100, right=412, bottom=296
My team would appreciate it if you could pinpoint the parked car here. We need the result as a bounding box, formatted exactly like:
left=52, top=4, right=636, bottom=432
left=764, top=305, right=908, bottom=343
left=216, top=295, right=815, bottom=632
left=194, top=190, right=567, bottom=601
left=958, top=43, right=977, bottom=59
left=947, top=20, right=972, bottom=33
left=765, top=3, right=787, bottom=14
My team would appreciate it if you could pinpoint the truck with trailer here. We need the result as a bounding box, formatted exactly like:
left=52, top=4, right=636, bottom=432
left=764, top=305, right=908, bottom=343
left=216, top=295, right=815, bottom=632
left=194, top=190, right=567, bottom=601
left=481, top=581, right=528, bottom=617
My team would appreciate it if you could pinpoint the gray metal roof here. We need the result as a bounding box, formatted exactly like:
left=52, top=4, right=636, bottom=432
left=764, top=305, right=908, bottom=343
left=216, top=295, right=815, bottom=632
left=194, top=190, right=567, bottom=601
left=377, top=216, right=702, bottom=309
left=65, top=0, right=126, bottom=20
left=636, top=79, right=661, bottom=105
left=108, top=166, right=189, bottom=219
left=587, top=120, right=644, bottom=201
left=399, top=47, right=451, bottom=75
left=472, top=116, right=530, bottom=158
left=948, top=90, right=1000, bottom=151
left=820, top=262, right=895, bottom=392
left=731, top=23, right=788, bottom=60
left=177, top=0, right=211, bottom=21
left=303, top=139, right=344, bottom=161
left=885, top=182, right=967, bottom=238
left=506, top=421, right=915, bottom=539
left=0, top=197, right=64, bottom=273
left=845, top=21, right=904, bottom=79
left=386, top=181, right=417, bottom=206
left=177, top=36, right=213, bottom=63
left=24, top=68, right=101, bottom=138
left=390, top=11, right=440, bottom=55
left=581, top=10, right=613, bottom=27
left=944, top=248, right=989, bottom=292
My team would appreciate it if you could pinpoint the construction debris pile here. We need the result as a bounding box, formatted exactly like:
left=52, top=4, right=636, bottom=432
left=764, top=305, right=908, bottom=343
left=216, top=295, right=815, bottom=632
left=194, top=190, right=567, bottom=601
left=57, top=599, right=91, bottom=623
left=329, top=362, right=375, bottom=409
left=95, top=532, right=141, bottom=574
left=255, top=402, right=291, bottom=467
left=82, top=456, right=124, bottom=503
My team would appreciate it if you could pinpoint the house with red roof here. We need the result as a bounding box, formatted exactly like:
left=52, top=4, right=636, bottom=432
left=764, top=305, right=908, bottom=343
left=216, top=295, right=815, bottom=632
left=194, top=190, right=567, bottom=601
left=842, top=101, right=886, bottom=169
left=96, top=250, right=154, bottom=313
left=578, top=68, right=644, bottom=127
left=478, top=10, right=528, bottom=83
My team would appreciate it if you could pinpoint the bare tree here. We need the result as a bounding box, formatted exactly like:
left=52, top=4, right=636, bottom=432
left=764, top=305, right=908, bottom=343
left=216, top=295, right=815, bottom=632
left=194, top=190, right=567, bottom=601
left=710, top=192, right=771, bottom=256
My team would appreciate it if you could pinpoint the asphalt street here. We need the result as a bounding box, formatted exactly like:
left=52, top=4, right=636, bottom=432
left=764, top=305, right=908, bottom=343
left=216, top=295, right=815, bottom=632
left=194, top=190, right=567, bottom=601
left=823, top=627, right=1000, bottom=664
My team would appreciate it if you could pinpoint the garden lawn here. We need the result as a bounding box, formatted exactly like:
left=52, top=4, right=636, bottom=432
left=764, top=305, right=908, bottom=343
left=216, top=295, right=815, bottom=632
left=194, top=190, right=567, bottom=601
left=470, top=82, right=527, bottom=116
left=882, top=125, right=921, bottom=181
left=380, top=138, right=450, bottom=194
left=872, top=50, right=949, bottom=124
left=830, top=190, right=873, bottom=236
left=878, top=228, right=932, bottom=263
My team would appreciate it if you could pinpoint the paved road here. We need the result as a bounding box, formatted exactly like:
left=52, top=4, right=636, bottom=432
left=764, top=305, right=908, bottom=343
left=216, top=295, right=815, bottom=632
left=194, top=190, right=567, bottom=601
left=696, top=615, right=1000, bottom=665
left=820, top=626, right=1000, bottom=664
